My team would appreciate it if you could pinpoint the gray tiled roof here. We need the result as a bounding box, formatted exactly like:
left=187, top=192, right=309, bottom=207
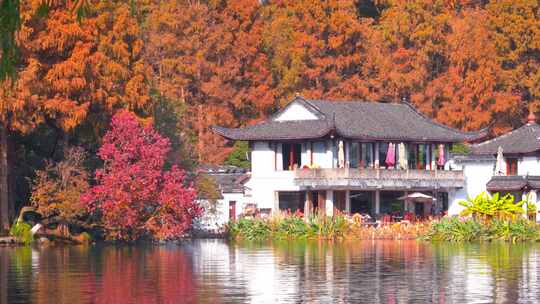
left=213, top=119, right=333, bottom=141
left=486, top=175, right=540, bottom=191
left=472, top=123, right=540, bottom=155
left=198, top=165, right=248, bottom=195
left=213, top=97, right=486, bottom=142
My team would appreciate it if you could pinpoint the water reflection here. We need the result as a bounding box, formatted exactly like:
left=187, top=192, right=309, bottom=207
left=1, top=240, right=540, bottom=303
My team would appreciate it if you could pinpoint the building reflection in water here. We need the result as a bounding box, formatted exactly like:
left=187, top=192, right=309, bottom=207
left=1, top=240, right=540, bottom=303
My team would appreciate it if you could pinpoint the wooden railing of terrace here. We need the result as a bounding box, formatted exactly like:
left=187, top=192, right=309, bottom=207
left=294, top=168, right=465, bottom=190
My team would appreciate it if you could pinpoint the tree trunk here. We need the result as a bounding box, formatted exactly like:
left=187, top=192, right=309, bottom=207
left=0, top=124, right=10, bottom=232
left=8, top=134, right=15, bottom=225
left=1, top=249, right=8, bottom=303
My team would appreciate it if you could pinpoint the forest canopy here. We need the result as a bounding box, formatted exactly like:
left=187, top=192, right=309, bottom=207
left=1, top=0, right=540, bottom=229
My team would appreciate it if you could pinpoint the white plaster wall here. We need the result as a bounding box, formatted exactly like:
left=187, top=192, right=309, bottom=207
left=301, top=143, right=310, bottom=167
left=245, top=170, right=299, bottom=210
left=276, top=143, right=283, bottom=171
left=325, top=190, right=334, bottom=216
left=448, top=161, right=494, bottom=216
left=328, top=140, right=336, bottom=168
left=251, top=141, right=275, bottom=177
left=274, top=103, right=318, bottom=121
left=197, top=192, right=247, bottom=230
left=518, top=156, right=540, bottom=175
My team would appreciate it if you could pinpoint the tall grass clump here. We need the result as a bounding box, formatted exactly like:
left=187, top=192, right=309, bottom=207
left=228, top=211, right=349, bottom=241
left=307, top=214, right=348, bottom=239
left=487, top=219, right=540, bottom=242
left=9, top=221, right=34, bottom=245
left=228, top=218, right=271, bottom=241
left=421, top=217, right=483, bottom=242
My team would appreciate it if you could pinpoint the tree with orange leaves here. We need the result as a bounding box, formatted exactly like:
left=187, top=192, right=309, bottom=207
left=418, top=10, right=520, bottom=133
left=0, top=0, right=152, bottom=230
left=145, top=0, right=274, bottom=163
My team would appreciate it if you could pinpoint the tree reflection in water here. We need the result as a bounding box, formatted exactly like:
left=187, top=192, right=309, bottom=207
left=1, top=240, right=540, bottom=303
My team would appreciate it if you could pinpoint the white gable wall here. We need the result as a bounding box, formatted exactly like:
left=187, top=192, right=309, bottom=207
left=274, top=103, right=319, bottom=121
left=251, top=141, right=275, bottom=176
left=448, top=160, right=494, bottom=216
left=196, top=192, right=247, bottom=231
left=518, top=156, right=540, bottom=175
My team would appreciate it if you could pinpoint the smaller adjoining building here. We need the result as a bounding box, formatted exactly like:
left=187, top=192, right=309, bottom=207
left=195, top=165, right=250, bottom=232
left=449, top=113, right=540, bottom=219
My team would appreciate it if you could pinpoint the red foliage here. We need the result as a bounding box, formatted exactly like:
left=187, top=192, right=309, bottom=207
left=82, top=110, right=201, bottom=241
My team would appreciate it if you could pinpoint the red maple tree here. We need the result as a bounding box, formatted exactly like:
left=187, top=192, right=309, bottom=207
left=82, top=110, right=201, bottom=241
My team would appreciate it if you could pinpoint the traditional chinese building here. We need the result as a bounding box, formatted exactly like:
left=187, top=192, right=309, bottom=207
left=213, top=96, right=486, bottom=219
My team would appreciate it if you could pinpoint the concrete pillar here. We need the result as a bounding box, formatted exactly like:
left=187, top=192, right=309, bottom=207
left=404, top=191, right=409, bottom=212
left=525, top=190, right=537, bottom=220
left=305, top=191, right=313, bottom=217
left=431, top=144, right=436, bottom=170
left=375, top=190, right=381, bottom=214
left=345, top=190, right=351, bottom=215
left=276, top=144, right=283, bottom=171
left=374, top=142, right=380, bottom=168
left=345, top=141, right=350, bottom=168
left=273, top=191, right=279, bottom=214
left=307, top=142, right=312, bottom=167
left=326, top=190, right=334, bottom=216
left=317, top=191, right=326, bottom=216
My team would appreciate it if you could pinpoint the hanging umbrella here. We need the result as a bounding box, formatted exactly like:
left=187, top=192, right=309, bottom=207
left=399, top=142, right=407, bottom=169
left=338, top=140, right=345, bottom=168
left=495, top=146, right=505, bottom=176
left=385, top=143, right=395, bottom=167
left=437, top=144, right=445, bottom=167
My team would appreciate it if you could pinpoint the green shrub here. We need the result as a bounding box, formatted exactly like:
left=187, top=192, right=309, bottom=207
left=422, top=217, right=540, bottom=242
left=275, top=216, right=308, bottom=239
left=228, top=218, right=271, bottom=241
left=450, top=143, right=471, bottom=155
left=459, top=192, right=525, bottom=221
left=487, top=219, right=540, bottom=242
left=9, top=221, right=34, bottom=245
left=422, top=217, right=483, bottom=242
left=307, top=214, right=348, bottom=239
left=79, top=231, right=93, bottom=243
left=228, top=214, right=349, bottom=240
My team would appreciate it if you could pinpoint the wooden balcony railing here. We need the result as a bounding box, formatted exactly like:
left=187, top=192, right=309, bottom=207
left=294, top=168, right=465, bottom=189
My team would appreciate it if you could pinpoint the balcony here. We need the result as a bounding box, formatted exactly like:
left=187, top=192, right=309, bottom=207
left=294, top=168, right=465, bottom=190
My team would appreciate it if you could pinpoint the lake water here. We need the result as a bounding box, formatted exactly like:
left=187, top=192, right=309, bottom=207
left=1, top=240, right=540, bottom=303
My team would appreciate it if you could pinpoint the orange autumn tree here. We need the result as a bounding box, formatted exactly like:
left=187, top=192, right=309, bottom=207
left=145, top=0, right=274, bottom=163
left=486, top=0, right=540, bottom=124
left=259, top=0, right=373, bottom=101
left=145, top=0, right=376, bottom=163
left=16, top=0, right=151, bottom=133
left=419, top=9, right=520, bottom=133
left=361, top=1, right=522, bottom=133
left=0, top=0, right=152, bottom=230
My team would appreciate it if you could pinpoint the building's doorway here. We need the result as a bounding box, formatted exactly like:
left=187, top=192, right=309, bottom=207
left=229, top=201, right=236, bottom=221
left=305, top=191, right=326, bottom=216
left=380, top=191, right=405, bottom=215
left=282, top=143, right=302, bottom=170
left=334, top=191, right=346, bottom=215
left=350, top=191, right=373, bottom=215
left=278, top=192, right=305, bottom=213
left=414, top=202, right=424, bottom=217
